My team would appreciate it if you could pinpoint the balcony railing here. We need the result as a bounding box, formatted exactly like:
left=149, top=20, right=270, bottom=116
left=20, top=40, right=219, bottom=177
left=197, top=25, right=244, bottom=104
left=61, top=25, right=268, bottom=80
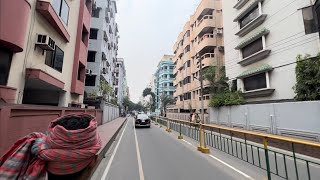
left=200, top=53, right=215, bottom=61
left=198, top=33, right=214, bottom=44
left=198, top=15, right=214, bottom=27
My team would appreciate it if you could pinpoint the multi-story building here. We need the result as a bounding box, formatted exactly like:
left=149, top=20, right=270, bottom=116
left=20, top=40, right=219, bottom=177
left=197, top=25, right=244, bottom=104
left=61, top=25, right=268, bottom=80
left=0, top=0, right=92, bottom=107
left=114, top=58, right=127, bottom=108
left=222, top=0, right=319, bottom=102
left=171, top=0, right=224, bottom=113
left=154, top=55, right=175, bottom=113
left=85, top=0, right=119, bottom=96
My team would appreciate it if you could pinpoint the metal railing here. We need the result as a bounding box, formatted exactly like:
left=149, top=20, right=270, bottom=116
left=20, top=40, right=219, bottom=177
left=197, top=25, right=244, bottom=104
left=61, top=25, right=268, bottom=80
left=151, top=117, right=320, bottom=180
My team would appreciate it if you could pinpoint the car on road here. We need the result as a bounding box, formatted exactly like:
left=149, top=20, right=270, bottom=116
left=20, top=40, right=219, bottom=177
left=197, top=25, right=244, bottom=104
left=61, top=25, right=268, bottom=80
left=135, top=114, right=151, bottom=128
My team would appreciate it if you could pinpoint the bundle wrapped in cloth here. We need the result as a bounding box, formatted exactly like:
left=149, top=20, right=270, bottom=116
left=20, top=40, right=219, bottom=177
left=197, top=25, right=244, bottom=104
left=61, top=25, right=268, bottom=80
left=0, top=113, right=102, bottom=180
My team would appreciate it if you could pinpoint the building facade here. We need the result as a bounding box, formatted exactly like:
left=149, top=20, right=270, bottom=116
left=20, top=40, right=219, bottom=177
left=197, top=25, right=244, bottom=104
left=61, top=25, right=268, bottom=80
left=85, top=0, right=119, bottom=96
left=114, top=58, right=127, bottom=109
left=154, top=55, right=175, bottom=113
left=0, top=0, right=92, bottom=107
left=171, top=0, right=224, bottom=113
left=222, top=0, right=319, bottom=102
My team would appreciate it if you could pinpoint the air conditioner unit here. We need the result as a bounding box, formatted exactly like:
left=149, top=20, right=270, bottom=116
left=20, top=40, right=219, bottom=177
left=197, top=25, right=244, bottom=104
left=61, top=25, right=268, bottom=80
left=217, top=29, right=223, bottom=34
left=218, top=46, right=224, bottom=52
left=35, top=34, right=55, bottom=51
left=85, top=69, right=92, bottom=75
left=102, top=68, right=107, bottom=74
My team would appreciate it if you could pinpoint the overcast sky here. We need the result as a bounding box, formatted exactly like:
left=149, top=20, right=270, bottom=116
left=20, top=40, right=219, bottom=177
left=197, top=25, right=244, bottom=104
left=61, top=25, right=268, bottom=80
left=117, top=0, right=201, bottom=103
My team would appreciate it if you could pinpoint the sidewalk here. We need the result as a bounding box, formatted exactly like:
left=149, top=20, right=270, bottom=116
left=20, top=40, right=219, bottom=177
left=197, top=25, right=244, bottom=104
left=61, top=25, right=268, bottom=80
left=81, top=117, right=127, bottom=180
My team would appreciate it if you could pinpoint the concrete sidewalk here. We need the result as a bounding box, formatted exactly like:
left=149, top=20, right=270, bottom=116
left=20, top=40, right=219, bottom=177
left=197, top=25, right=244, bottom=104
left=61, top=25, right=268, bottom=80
left=81, top=117, right=127, bottom=180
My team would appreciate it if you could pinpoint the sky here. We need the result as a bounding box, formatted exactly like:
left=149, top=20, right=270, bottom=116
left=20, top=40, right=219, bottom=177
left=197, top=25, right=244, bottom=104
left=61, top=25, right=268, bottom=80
left=117, top=0, right=201, bottom=103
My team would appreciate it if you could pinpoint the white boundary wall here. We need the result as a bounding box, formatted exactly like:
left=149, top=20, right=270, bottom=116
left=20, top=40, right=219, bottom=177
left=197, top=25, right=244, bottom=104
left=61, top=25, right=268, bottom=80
left=209, top=101, right=320, bottom=142
left=102, top=102, right=119, bottom=124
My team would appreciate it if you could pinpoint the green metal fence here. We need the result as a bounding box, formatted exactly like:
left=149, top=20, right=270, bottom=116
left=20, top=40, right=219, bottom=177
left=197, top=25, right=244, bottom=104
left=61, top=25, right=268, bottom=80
left=152, top=116, right=320, bottom=180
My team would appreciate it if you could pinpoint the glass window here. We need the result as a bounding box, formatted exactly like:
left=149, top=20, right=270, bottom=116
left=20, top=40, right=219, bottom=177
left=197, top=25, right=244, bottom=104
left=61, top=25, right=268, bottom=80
left=239, top=6, right=259, bottom=28
left=241, top=38, right=263, bottom=58
left=0, top=49, right=12, bottom=85
left=243, top=73, right=267, bottom=91
left=52, top=0, right=69, bottom=25
left=87, top=51, right=96, bottom=62
left=45, top=46, right=64, bottom=72
left=90, top=29, right=98, bottom=39
left=302, top=6, right=318, bottom=34
left=85, top=75, right=96, bottom=86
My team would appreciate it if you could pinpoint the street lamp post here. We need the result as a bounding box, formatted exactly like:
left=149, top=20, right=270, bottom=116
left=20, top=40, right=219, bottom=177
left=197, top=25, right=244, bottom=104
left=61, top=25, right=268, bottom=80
left=196, top=54, right=210, bottom=154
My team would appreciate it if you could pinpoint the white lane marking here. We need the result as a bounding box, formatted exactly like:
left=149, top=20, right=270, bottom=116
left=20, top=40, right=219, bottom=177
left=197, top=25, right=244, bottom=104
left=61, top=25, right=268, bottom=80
left=101, top=119, right=129, bottom=180
left=209, top=155, right=254, bottom=180
left=181, top=139, right=254, bottom=180
left=133, top=118, right=145, bottom=180
left=182, top=139, right=194, bottom=146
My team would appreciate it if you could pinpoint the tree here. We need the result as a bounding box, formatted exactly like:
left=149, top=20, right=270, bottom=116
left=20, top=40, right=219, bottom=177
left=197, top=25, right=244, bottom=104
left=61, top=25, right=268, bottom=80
left=203, top=66, right=229, bottom=94
left=160, top=94, right=175, bottom=116
left=294, top=54, right=320, bottom=101
left=99, top=80, right=113, bottom=101
left=142, top=88, right=156, bottom=112
left=203, top=66, right=244, bottom=107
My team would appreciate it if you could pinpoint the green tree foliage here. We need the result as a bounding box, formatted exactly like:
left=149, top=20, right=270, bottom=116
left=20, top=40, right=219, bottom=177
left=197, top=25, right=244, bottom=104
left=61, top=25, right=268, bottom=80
left=142, top=88, right=156, bottom=111
left=99, top=80, right=113, bottom=101
left=160, top=94, right=175, bottom=114
left=203, top=66, right=244, bottom=107
left=294, top=54, right=320, bottom=101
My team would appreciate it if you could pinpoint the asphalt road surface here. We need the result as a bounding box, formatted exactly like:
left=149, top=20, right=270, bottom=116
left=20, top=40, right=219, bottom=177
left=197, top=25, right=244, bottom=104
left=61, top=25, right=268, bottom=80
left=91, top=117, right=280, bottom=180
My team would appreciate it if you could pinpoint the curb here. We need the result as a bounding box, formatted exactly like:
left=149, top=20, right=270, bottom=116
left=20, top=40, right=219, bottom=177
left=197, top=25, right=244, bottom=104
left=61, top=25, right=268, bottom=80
left=80, top=117, right=128, bottom=180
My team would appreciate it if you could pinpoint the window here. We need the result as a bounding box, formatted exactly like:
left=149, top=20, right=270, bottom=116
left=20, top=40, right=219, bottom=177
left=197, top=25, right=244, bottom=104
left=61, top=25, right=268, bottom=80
left=169, top=83, right=173, bottom=86
left=170, top=74, right=175, bottom=78
left=85, top=75, right=96, bottom=86
left=45, top=46, right=64, bottom=72
left=185, top=45, right=190, bottom=53
left=184, top=92, right=191, bottom=100
left=180, top=96, right=183, bottom=101
left=241, top=38, right=263, bottom=58
left=90, top=29, right=98, bottom=39
left=186, top=60, right=191, bottom=67
left=243, top=73, right=267, bottom=91
left=184, top=76, right=191, bottom=84
left=239, top=6, right=259, bottom=28
left=170, top=66, right=174, bottom=69
left=169, top=91, right=174, bottom=96
left=87, top=51, right=96, bottom=62
left=231, top=80, right=237, bottom=92
left=302, top=6, right=318, bottom=34
left=0, top=49, right=12, bottom=85
left=52, top=0, right=69, bottom=25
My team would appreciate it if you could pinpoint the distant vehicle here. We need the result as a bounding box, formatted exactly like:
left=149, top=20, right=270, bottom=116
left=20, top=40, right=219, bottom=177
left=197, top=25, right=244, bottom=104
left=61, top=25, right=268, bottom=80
left=135, top=114, right=151, bottom=128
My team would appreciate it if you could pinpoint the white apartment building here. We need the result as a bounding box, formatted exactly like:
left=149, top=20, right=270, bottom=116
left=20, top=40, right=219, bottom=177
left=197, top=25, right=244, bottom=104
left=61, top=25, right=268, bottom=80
left=85, top=0, right=119, bottom=95
left=223, top=0, right=319, bottom=102
left=114, top=58, right=127, bottom=108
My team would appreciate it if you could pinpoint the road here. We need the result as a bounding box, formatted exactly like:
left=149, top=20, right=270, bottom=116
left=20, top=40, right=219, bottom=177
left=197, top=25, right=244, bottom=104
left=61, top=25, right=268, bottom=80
left=91, top=117, right=276, bottom=180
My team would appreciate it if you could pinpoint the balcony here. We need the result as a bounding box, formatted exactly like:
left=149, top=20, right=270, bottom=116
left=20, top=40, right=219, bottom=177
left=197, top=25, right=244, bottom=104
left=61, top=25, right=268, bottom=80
left=36, top=1, right=70, bottom=42
left=25, top=68, right=65, bottom=90
left=197, top=53, right=216, bottom=69
left=233, top=0, right=249, bottom=9
left=83, top=0, right=92, bottom=31
left=79, top=41, right=88, bottom=66
left=196, top=33, right=216, bottom=53
left=196, top=15, right=216, bottom=36
left=0, top=0, right=31, bottom=52
left=72, top=80, right=85, bottom=95
left=194, top=0, right=216, bottom=21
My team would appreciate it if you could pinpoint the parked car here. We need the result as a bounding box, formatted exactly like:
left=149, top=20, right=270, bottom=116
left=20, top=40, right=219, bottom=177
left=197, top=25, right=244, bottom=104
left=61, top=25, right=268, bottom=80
left=135, top=114, right=151, bottom=128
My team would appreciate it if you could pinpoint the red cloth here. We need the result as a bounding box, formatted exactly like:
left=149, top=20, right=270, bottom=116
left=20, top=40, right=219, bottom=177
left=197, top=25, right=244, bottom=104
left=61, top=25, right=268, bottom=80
left=35, top=113, right=102, bottom=175
left=0, top=133, right=47, bottom=180
left=0, top=113, right=101, bottom=179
